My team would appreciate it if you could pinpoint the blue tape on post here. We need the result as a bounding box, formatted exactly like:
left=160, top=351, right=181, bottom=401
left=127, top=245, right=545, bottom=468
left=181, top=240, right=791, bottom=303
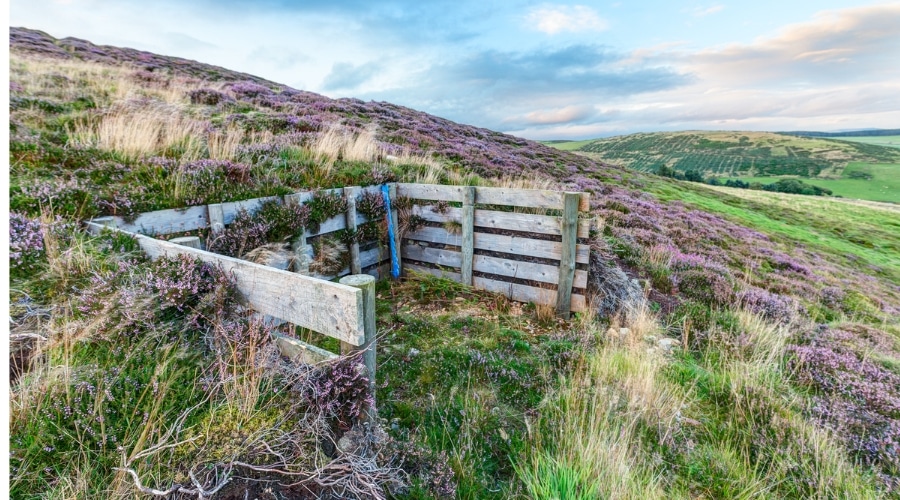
left=382, top=184, right=401, bottom=278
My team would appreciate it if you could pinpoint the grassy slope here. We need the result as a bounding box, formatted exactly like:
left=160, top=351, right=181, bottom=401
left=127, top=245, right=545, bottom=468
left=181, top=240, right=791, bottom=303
left=835, top=135, right=900, bottom=149
left=648, top=181, right=900, bottom=282
left=553, top=131, right=900, bottom=202
left=9, top=28, right=900, bottom=499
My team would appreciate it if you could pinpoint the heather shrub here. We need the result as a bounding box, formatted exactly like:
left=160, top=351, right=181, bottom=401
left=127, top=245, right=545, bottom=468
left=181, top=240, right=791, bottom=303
left=255, top=199, right=310, bottom=241
left=10, top=212, right=45, bottom=274
left=227, top=81, right=273, bottom=99
left=675, top=268, right=736, bottom=307
left=303, top=354, right=374, bottom=430
left=188, top=88, right=231, bottom=106
left=176, top=158, right=253, bottom=205
left=144, top=254, right=233, bottom=318
left=208, top=208, right=271, bottom=257
left=737, top=287, right=800, bottom=325
left=787, top=327, right=900, bottom=487
left=305, top=190, right=349, bottom=232
left=356, top=190, right=386, bottom=220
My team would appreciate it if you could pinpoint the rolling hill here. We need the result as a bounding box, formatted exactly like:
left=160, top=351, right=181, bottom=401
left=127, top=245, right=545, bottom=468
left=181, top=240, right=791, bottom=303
left=548, top=131, right=900, bottom=202
left=9, top=27, right=900, bottom=499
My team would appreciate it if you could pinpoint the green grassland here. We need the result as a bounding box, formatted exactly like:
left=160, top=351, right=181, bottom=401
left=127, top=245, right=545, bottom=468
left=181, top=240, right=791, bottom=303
left=539, top=139, right=595, bottom=151
left=570, top=131, right=900, bottom=177
left=727, top=162, right=900, bottom=203
left=550, top=131, right=900, bottom=203
left=834, top=135, right=900, bottom=149
left=648, top=180, right=900, bottom=284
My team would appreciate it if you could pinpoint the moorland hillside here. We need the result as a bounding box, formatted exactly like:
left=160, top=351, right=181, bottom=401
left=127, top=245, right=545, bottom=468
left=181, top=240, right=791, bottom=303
left=9, top=27, right=900, bottom=498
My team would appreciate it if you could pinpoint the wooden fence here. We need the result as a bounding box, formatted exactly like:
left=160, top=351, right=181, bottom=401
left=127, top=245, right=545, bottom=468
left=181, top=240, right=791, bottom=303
left=85, top=186, right=395, bottom=422
left=395, top=183, right=593, bottom=318
left=93, top=185, right=395, bottom=281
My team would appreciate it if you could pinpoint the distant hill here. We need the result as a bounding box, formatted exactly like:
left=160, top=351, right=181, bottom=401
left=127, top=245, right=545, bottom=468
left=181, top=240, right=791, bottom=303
left=557, top=131, right=900, bottom=179
left=781, top=129, right=900, bottom=138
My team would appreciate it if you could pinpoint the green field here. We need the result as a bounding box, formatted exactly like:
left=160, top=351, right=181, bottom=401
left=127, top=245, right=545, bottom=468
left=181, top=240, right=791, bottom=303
left=729, top=162, right=900, bottom=203
left=833, top=135, right=900, bottom=149
left=547, top=131, right=900, bottom=203
left=648, top=180, right=900, bottom=283
left=539, top=139, right=594, bottom=151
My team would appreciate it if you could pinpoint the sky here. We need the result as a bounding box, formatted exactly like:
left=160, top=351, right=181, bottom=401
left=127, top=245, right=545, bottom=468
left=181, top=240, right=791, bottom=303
left=9, top=1, right=900, bottom=139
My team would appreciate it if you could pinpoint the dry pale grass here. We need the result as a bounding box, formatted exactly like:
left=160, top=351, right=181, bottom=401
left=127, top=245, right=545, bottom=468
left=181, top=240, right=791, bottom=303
left=10, top=53, right=217, bottom=108
left=68, top=103, right=205, bottom=161
left=313, top=122, right=444, bottom=173
left=207, top=126, right=245, bottom=160
left=519, top=301, right=683, bottom=499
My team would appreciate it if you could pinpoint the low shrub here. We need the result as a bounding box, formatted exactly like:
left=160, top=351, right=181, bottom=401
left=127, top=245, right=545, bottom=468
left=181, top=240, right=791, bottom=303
left=675, top=268, right=736, bottom=307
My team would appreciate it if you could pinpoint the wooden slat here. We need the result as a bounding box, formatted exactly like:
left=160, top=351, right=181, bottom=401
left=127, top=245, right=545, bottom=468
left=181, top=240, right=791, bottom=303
left=399, top=183, right=589, bottom=212
left=404, top=264, right=586, bottom=312
left=412, top=205, right=592, bottom=238
left=405, top=226, right=590, bottom=264
left=402, top=244, right=587, bottom=288
left=86, top=222, right=366, bottom=346
left=272, top=333, right=338, bottom=364
left=396, top=183, right=464, bottom=202
left=308, top=213, right=347, bottom=237
left=94, top=206, right=209, bottom=235
left=475, top=186, right=590, bottom=212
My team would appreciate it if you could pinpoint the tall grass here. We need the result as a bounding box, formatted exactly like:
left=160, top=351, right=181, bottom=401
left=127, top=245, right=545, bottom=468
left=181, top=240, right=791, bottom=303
left=68, top=105, right=204, bottom=161
left=517, top=302, right=679, bottom=499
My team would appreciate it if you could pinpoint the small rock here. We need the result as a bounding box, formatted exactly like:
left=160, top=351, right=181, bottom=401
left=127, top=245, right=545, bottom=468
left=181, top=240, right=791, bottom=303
left=658, top=338, right=680, bottom=353
left=619, top=328, right=631, bottom=337
left=408, top=348, right=420, bottom=357
left=643, top=335, right=659, bottom=344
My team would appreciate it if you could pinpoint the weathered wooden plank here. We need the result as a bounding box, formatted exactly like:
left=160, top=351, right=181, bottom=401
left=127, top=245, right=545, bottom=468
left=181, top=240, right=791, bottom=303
left=94, top=206, right=209, bottom=235
left=460, top=187, right=476, bottom=286
left=475, top=187, right=590, bottom=212
left=399, top=183, right=589, bottom=211
left=475, top=276, right=586, bottom=312
left=396, top=183, right=464, bottom=202
left=86, top=222, right=365, bottom=345
left=402, top=244, right=587, bottom=288
left=405, top=226, right=590, bottom=264
left=344, top=186, right=362, bottom=274
left=404, top=263, right=586, bottom=312
left=272, top=333, right=338, bottom=364
left=308, top=213, right=347, bottom=237
left=556, top=192, right=580, bottom=318
left=170, top=236, right=201, bottom=249
left=412, top=205, right=592, bottom=238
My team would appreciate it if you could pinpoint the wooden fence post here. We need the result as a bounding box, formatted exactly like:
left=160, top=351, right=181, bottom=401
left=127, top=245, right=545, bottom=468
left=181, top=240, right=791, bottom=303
left=284, top=194, right=312, bottom=274
left=461, top=186, right=476, bottom=286
left=208, top=203, right=225, bottom=234
left=339, top=274, right=377, bottom=423
left=344, top=186, right=362, bottom=275
left=556, top=192, right=580, bottom=319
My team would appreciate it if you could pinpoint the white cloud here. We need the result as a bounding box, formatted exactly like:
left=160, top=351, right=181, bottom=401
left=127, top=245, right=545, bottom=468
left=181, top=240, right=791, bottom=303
left=526, top=5, right=608, bottom=35
left=691, top=4, right=724, bottom=17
